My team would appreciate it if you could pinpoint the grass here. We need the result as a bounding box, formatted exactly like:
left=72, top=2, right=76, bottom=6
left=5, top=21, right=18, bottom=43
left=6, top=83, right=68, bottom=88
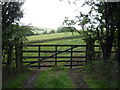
left=35, top=38, right=85, bottom=45
left=27, top=32, right=79, bottom=42
left=83, top=60, right=119, bottom=88
left=84, top=76, right=110, bottom=88
left=2, top=72, right=30, bottom=88
left=23, top=32, right=100, bottom=67
left=23, top=37, right=86, bottom=66
left=33, top=66, right=75, bottom=88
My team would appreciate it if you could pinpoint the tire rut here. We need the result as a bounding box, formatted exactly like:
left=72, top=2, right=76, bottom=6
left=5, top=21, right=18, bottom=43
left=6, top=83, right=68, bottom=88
left=68, top=69, right=89, bottom=88
left=22, top=69, right=41, bottom=88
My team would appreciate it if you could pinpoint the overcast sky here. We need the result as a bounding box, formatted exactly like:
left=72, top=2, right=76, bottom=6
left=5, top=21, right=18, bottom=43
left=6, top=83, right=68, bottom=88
left=20, top=0, right=90, bottom=29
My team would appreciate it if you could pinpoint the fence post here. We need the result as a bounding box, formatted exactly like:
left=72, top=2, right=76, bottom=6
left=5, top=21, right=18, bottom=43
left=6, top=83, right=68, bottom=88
left=15, top=42, right=23, bottom=71
left=70, top=46, right=73, bottom=69
left=20, top=42, right=23, bottom=66
left=38, top=46, right=41, bottom=69
left=98, top=46, right=101, bottom=59
left=55, top=45, right=57, bottom=66
left=86, top=38, right=95, bottom=63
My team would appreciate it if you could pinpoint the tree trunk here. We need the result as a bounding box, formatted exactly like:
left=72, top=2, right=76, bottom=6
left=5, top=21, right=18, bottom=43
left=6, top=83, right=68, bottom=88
left=86, top=38, right=95, bottom=63
left=117, top=27, right=120, bottom=62
left=7, top=46, right=13, bottom=72
left=15, top=42, right=23, bottom=72
left=116, top=26, right=120, bottom=87
left=101, top=3, right=115, bottom=62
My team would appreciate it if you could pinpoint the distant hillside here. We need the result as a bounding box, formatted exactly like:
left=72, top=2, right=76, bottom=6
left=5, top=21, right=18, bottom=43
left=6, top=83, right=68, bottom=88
left=30, top=26, right=56, bottom=34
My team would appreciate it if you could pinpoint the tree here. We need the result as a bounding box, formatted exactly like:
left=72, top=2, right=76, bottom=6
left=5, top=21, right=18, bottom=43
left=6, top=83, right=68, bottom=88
left=2, top=1, right=24, bottom=71
left=57, top=26, right=77, bottom=35
left=60, top=17, right=78, bottom=34
left=49, top=30, right=55, bottom=34
left=2, top=1, right=23, bottom=49
left=65, top=0, right=120, bottom=62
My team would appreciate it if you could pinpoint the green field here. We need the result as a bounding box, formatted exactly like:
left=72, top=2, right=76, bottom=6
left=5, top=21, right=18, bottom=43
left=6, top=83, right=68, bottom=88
left=27, top=32, right=79, bottom=42
left=23, top=33, right=100, bottom=66
left=23, top=33, right=86, bottom=66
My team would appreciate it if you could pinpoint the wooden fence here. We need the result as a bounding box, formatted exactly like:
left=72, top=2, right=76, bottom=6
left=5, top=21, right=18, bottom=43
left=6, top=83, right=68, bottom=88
left=2, top=44, right=116, bottom=69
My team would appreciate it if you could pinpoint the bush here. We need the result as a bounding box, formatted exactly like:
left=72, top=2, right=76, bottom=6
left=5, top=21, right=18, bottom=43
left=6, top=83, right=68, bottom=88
left=42, top=31, right=47, bottom=34
left=49, top=30, right=55, bottom=34
left=83, top=60, right=119, bottom=88
left=57, top=28, right=65, bottom=33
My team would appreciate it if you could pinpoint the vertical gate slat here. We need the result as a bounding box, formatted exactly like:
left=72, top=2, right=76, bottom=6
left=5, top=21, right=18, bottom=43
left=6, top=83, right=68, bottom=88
left=85, top=45, right=88, bottom=61
left=70, top=46, right=73, bottom=69
left=55, top=45, right=57, bottom=66
left=38, top=46, right=41, bottom=69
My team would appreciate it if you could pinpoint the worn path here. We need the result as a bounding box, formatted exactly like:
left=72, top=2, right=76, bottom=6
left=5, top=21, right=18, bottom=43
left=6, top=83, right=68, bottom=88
left=22, top=68, right=89, bottom=88
left=22, top=68, right=48, bottom=88
left=68, top=68, right=89, bottom=88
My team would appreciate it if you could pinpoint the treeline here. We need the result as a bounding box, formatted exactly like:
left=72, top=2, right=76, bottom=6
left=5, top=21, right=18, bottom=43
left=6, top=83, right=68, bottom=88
left=2, top=1, right=32, bottom=72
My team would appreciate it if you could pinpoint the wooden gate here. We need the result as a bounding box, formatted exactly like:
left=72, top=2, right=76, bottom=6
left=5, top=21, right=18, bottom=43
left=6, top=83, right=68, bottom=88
left=23, top=45, right=88, bottom=69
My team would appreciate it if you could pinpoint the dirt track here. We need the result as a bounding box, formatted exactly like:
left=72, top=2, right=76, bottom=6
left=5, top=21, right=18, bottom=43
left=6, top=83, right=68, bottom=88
left=22, top=68, right=89, bottom=88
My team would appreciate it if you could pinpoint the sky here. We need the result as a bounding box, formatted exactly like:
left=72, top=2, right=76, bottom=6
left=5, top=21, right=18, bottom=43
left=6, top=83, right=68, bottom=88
left=20, top=0, right=90, bottom=29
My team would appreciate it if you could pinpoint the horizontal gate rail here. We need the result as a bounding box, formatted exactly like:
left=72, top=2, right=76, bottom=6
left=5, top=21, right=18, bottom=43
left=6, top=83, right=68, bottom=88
left=23, top=60, right=86, bottom=63
left=24, top=45, right=81, bottom=66
left=23, top=44, right=88, bottom=47
left=23, top=56, right=86, bottom=59
left=23, top=50, right=86, bottom=53
left=29, top=64, right=84, bottom=67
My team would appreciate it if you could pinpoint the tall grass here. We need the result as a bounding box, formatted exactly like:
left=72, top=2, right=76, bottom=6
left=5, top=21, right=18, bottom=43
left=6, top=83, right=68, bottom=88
left=83, top=60, right=119, bottom=88
left=3, top=72, right=31, bottom=88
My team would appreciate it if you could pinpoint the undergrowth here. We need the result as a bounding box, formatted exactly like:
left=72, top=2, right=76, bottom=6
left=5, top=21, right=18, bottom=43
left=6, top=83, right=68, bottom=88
left=2, top=72, right=30, bottom=88
left=83, top=60, right=119, bottom=88
left=2, top=66, right=32, bottom=88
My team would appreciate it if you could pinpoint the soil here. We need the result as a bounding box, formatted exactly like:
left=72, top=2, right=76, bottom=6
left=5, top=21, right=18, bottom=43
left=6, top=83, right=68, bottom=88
left=68, top=68, right=89, bottom=88
left=22, top=68, right=49, bottom=88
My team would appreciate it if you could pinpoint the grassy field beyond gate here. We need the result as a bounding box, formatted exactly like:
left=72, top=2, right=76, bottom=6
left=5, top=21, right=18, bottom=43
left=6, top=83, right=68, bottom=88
left=23, top=33, right=87, bottom=67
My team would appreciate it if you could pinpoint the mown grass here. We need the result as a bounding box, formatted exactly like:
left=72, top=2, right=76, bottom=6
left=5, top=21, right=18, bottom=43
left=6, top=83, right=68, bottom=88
left=23, top=32, right=101, bottom=67
left=33, top=66, right=75, bottom=88
left=23, top=37, right=86, bottom=66
left=2, top=72, right=31, bottom=88
left=27, top=32, right=79, bottom=42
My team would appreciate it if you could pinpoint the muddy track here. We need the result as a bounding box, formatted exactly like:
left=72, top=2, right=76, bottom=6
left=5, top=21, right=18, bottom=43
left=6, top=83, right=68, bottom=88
left=22, top=68, right=49, bottom=88
left=68, top=69, right=89, bottom=88
left=22, top=68, right=89, bottom=88
left=22, top=70, right=39, bottom=88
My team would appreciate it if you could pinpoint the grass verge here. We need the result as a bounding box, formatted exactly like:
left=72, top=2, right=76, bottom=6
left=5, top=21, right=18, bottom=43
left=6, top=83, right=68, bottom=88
left=83, top=60, right=119, bottom=88
left=2, top=72, right=30, bottom=88
left=33, top=66, right=75, bottom=88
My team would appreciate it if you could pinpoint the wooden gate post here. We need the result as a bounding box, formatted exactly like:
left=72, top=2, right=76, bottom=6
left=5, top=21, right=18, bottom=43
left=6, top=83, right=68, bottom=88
left=15, top=41, right=23, bottom=71
left=86, top=38, right=95, bottom=63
